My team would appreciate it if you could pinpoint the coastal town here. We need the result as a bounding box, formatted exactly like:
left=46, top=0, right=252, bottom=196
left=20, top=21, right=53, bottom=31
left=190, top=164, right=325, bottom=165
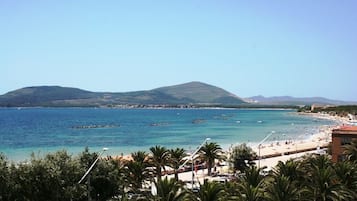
left=1, top=107, right=357, bottom=200
left=1, top=1, right=357, bottom=200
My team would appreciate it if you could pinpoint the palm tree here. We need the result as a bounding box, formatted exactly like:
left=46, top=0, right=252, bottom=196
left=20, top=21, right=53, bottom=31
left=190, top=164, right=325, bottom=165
left=273, top=159, right=302, bottom=182
left=241, top=166, right=265, bottom=188
left=150, top=145, right=169, bottom=181
left=301, top=155, right=349, bottom=201
left=168, top=148, right=187, bottom=181
left=343, top=139, right=357, bottom=162
left=265, top=175, right=303, bottom=201
left=235, top=166, right=265, bottom=201
left=153, top=177, right=188, bottom=201
left=124, top=151, right=151, bottom=192
left=195, top=180, right=225, bottom=201
left=307, top=166, right=346, bottom=201
left=132, top=151, right=149, bottom=164
left=267, top=159, right=308, bottom=200
left=236, top=182, right=264, bottom=201
left=199, top=142, right=225, bottom=176
left=222, top=181, right=241, bottom=200
left=334, top=161, right=357, bottom=200
left=299, top=154, right=333, bottom=172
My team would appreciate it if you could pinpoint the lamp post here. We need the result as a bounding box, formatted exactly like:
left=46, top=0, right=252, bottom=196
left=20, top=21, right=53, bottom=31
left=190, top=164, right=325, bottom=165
left=78, top=147, right=109, bottom=201
left=179, top=138, right=211, bottom=190
left=258, top=131, right=274, bottom=169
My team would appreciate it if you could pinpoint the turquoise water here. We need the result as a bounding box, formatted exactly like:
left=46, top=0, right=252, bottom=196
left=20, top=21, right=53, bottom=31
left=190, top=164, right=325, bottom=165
left=0, top=108, right=335, bottom=162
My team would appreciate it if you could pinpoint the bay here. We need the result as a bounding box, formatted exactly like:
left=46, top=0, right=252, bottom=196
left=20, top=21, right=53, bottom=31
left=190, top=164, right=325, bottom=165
left=0, top=108, right=335, bottom=162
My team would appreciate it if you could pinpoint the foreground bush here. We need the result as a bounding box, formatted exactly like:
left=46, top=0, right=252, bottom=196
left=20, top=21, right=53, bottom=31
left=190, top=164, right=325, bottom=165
left=0, top=142, right=357, bottom=201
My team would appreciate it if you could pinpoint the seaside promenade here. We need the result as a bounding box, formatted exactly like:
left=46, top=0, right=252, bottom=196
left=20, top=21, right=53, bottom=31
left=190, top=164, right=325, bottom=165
left=165, top=113, right=350, bottom=185
left=166, top=147, right=326, bottom=188
left=168, top=137, right=331, bottom=185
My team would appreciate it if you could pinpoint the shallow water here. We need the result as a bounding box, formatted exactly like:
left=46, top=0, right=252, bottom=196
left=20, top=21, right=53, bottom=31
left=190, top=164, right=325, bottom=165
left=0, top=108, right=335, bottom=162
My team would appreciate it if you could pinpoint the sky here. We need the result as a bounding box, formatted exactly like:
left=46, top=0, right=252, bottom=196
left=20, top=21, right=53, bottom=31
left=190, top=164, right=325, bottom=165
left=1, top=0, right=357, bottom=101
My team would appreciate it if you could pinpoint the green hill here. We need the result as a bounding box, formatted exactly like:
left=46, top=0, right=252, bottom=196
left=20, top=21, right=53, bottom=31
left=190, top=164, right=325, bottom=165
left=0, top=86, right=96, bottom=107
left=153, top=82, right=245, bottom=104
left=0, top=82, right=246, bottom=107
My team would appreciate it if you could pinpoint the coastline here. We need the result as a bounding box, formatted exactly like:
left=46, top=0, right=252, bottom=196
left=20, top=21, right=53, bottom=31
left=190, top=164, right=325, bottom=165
left=119, top=112, right=344, bottom=167
left=166, top=112, right=348, bottom=184
left=248, top=112, right=348, bottom=168
left=0, top=109, right=342, bottom=163
left=2, top=110, right=347, bottom=189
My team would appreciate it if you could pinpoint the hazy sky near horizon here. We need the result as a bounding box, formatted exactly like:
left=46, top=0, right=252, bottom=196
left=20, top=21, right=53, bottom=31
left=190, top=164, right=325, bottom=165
left=1, top=1, right=356, bottom=101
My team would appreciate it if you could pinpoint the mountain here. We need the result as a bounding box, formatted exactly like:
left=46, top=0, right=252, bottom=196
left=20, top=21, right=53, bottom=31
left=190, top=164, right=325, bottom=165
left=246, top=95, right=357, bottom=106
left=153, top=82, right=243, bottom=104
left=0, top=82, right=246, bottom=107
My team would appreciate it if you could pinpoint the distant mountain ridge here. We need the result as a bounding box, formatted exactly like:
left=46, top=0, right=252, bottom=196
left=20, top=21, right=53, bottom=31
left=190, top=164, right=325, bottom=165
left=245, top=95, right=357, bottom=105
left=154, top=82, right=242, bottom=104
left=0, top=82, right=246, bottom=107
left=1, top=82, right=355, bottom=107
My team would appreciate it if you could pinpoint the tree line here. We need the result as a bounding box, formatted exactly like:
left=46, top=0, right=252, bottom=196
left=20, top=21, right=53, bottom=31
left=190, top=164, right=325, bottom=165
left=0, top=141, right=357, bottom=201
left=298, top=105, right=357, bottom=117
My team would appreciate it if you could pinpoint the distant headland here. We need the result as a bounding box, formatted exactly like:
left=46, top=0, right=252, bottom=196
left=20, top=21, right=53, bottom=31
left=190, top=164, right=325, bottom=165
left=0, top=81, right=355, bottom=108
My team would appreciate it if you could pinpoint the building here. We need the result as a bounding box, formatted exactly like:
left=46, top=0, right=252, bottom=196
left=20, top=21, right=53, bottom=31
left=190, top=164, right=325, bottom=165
left=310, top=104, right=332, bottom=112
left=331, top=126, right=357, bottom=162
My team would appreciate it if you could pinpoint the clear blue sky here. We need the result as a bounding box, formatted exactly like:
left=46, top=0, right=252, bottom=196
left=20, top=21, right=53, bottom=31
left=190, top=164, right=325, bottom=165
left=1, top=0, right=356, bottom=101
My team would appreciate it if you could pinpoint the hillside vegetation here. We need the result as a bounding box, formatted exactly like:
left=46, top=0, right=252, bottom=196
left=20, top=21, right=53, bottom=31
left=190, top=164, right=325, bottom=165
left=0, top=82, right=246, bottom=107
left=313, top=105, right=357, bottom=116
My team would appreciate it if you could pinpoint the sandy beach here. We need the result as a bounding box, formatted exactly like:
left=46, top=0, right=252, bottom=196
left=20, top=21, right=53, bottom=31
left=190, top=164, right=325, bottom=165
left=163, top=112, right=349, bottom=184
left=117, top=112, right=349, bottom=186
left=252, top=125, right=331, bottom=159
left=249, top=112, right=350, bottom=167
left=165, top=148, right=325, bottom=186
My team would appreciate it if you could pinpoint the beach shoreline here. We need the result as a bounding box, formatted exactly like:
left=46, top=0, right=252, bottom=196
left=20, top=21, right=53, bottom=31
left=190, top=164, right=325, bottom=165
left=2, top=109, right=343, bottom=164
left=163, top=112, right=348, bottom=184
left=211, top=112, right=337, bottom=159
left=119, top=112, right=344, bottom=168
left=237, top=112, right=347, bottom=169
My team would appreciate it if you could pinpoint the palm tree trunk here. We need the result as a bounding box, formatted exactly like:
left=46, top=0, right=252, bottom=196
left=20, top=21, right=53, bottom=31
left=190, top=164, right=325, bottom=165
left=157, top=165, right=161, bottom=181
left=174, top=170, right=178, bottom=181
left=207, top=162, right=212, bottom=176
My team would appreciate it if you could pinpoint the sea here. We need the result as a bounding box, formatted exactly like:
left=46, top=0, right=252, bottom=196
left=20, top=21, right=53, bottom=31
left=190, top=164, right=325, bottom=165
left=0, top=107, right=336, bottom=162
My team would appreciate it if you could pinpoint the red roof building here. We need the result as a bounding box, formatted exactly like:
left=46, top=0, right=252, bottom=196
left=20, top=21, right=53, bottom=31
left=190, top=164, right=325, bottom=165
left=331, top=126, right=357, bottom=162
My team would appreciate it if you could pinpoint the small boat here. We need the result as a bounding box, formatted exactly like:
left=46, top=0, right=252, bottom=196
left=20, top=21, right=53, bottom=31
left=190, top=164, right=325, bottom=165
left=150, top=122, right=169, bottom=127
left=71, top=124, right=119, bottom=129
left=192, top=119, right=205, bottom=124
